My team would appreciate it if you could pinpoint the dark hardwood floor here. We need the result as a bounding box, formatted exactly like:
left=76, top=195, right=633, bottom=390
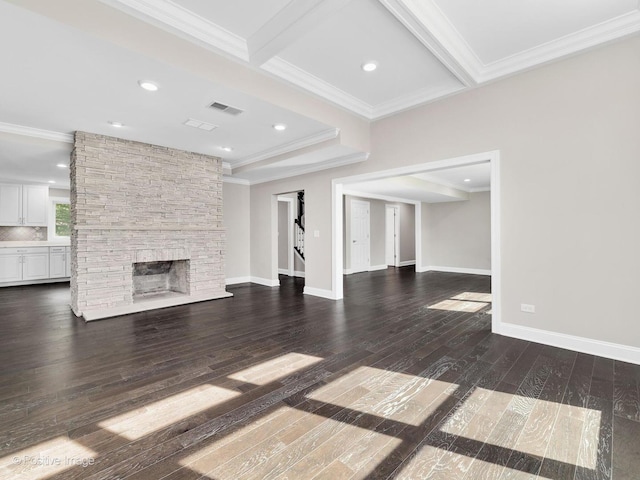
left=0, top=268, right=639, bottom=479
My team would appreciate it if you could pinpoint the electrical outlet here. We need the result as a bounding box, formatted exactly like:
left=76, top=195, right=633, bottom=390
left=521, top=304, right=535, bottom=313
left=313, top=230, right=320, bottom=238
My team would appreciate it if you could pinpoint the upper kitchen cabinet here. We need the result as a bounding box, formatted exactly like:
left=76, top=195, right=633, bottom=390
left=0, top=184, right=49, bottom=226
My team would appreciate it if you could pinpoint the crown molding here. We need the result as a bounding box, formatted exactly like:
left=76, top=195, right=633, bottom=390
left=222, top=175, right=251, bottom=185
left=231, top=128, right=340, bottom=169
left=481, top=10, right=640, bottom=81
left=249, top=152, right=368, bottom=185
left=383, top=0, right=640, bottom=85
left=262, top=57, right=374, bottom=119
left=0, top=122, right=73, bottom=143
left=97, top=0, right=248, bottom=61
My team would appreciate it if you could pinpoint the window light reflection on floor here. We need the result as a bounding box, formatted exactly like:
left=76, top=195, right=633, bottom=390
left=440, top=387, right=601, bottom=469
left=228, top=352, right=323, bottom=385
left=451, top=292, right=493, bottom=303
left=98, top=384, right=241, bottom=440
left=0, top=436, right=96, bottom=479
left=428, top=299, right=489, bottom=312
left=308, top=365, right=459, bottom=427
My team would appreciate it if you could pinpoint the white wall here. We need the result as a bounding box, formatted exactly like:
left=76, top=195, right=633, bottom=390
left=49, top=188, right=70, bottom=199
left=397, top=203, right=415, bottom=264
left=422, top=192, right=490, bottom=272
left=246, top=36, right=640, bottom=355
left=223, top=182, right=250, bottom=281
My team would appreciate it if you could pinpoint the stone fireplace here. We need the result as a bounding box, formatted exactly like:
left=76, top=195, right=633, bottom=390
left=70, top=132, right=232, bottom=321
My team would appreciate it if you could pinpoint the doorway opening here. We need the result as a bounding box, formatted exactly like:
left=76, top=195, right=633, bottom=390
left=332, top=150, right=501, bottom=331
left=277, top=190, right=305, bottom=284
left=385, top=205, right=399, bottom=267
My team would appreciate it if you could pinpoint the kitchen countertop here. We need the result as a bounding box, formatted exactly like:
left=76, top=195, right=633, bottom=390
left=0, top=240, right=71, bottom=247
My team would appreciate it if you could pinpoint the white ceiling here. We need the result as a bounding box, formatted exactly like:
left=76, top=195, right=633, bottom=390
left=346, top=161, right=491, bottom=204
left=1, top=0, right=639, bottom=188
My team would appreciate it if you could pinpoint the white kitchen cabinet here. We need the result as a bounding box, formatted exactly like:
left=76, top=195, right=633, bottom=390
left=0, top=184, right=48, bottom=226
left=65, top=247, right=71, bottom=278
left=22, top=185, right=49, bottom=226
left=50, top=247, right=67, bottom=278
left=0, top=247, right=50, bottom=283
left=0, top=184, right=22, bottom=225
left=23, top=251, right=49, bottom=280
left=0, top=253, right=22, bottom=282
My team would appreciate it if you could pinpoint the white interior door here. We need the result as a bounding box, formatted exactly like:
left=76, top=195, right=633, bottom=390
left=385, top=206, right=398, bottom=266
left=350, top=200, right=370, bottom=273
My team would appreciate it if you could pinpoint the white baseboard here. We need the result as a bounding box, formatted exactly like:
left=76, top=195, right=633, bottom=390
left=225, top=276, right=251, bottom=285
left=303, top=286, right=338, bottom=300
left=250, top=276, right=280, bottom=287
left=343, top=268, right=353, bottom=275
left=417, top=266, right=491, bottom=276
left=294, top=270, right=306, bottom=278
left=369, top=264, right=388, bottom=272
left=277, top=268, right=290, bottom=276
left=495, top=322, right=640, bottom=365
left=398, top=260, right=416, bottom=267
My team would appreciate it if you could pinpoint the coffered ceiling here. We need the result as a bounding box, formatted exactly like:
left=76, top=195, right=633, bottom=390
left=0, top=0, right=638, bottom=188
left=101, top=0, right=640, bottom=118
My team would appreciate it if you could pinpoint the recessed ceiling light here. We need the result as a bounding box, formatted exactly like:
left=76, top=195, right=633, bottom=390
left=464, top=178, right=471, bottom=182
left=56, top=163, right=67, bottom=168
left=273, top=124, right=287, bottom=131
left=361, top=62, right=378, bottom=72
left=138, top=80, right=159, bottom=92
left=108, top=121, right=124, bottom=128
left=220, top=146, right=233, bottom=152
left=48, top=180, right=56, bottom=184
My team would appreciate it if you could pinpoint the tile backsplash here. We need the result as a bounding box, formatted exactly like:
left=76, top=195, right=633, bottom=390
left=0, top=226, right=48, bottom=241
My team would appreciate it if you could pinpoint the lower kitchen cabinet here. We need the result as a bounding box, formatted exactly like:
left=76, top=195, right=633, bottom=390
left=0, top=247, right=57, bottom=284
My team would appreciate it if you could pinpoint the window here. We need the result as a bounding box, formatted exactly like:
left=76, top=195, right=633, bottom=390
left=49, top=197, right=71, bottom=240
left=54, top=202, right=71, bottom=237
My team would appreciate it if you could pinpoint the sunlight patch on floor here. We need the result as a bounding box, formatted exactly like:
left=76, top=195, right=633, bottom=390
left=428, top=299, right=489, bottom=312
left=451, top=292, right=493, bottom=302
left=177, top=404, right=295, bottom=472
left=0, top=436, right=96, bottom=479
left=228, top=352, right=323, bottom=385
left=98, top=384, right=240, bottom=440
left=440, top=387, right=601, bottom=469
left=308, top=366, right=457, bottom=427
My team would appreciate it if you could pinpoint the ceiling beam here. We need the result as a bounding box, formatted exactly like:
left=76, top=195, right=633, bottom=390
left=247, top=0, right=352, bottom=66
left=378, top=0, right=481, bottom=86
left=232, top=137, right=341, bottom=175
left=387, top=176, right=469, bottom=200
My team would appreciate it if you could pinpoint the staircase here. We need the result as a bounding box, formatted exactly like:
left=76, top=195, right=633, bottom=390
left=294, top=192, right=305, bottom=260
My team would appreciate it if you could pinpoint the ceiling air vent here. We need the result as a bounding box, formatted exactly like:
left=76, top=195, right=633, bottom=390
left=183, top=118, right=218, bottom=131
left=209, top=101, right=244, bottom=116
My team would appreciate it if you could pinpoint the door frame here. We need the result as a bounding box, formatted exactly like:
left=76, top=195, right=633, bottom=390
left=277, top=196, right=295, bottom=277
left=331, top=149, right=501, bottom=333
left=385, top=205, right=400, bottom=267
left=350, top=199, right=370, bottom=273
